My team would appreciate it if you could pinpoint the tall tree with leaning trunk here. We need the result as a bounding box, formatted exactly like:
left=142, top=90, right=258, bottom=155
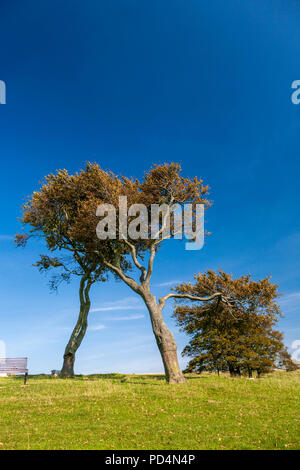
left=17, top=163, right=232, bottom=383
left=65, top=162, right=232, bottom=383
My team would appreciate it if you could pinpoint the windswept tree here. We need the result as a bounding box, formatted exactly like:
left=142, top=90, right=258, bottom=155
left=57, top=162, right=232, bottom=384
left=173, top=270, right=295, bottom=377
left=15, top=167, right=131, bottom=377
left=17, top=162, right=232, bottom=383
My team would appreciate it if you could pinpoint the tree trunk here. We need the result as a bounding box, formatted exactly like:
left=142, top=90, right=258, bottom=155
left=60, top=276, right=92, bottom=378
left=141, top=287, right=186, bottom=384
left=61, top=352, right=75, bottom=377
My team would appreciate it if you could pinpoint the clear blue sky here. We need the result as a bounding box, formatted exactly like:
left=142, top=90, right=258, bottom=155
left=0, top=1, right=299, bottom=374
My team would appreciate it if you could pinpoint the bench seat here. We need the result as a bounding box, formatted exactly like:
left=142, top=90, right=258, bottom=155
left=0, top=358, right=28, bottom=384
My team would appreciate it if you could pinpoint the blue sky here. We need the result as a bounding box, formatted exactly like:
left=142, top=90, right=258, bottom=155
left=0, top=0, right=299, bottom=374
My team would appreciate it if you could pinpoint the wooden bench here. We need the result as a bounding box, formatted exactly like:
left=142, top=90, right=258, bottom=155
left=0, top=358, right=28, bottom=384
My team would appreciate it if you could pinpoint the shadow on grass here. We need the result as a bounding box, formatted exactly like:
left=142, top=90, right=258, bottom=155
left=185, top=375, right=209, bottom=380
left=9, top=373, right=207, bottom=386
left=14, top=374, right=50, bottom=381
left=83, top=373, right=168, bottom=385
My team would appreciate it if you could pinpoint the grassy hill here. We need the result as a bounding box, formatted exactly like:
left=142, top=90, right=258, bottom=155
left=0, top=371, right=299, bottom=450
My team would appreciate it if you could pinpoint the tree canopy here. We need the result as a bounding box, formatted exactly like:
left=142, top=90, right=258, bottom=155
left=173, top=270, right=296, bottom=377
left=16, top=162, right=240, bottom=382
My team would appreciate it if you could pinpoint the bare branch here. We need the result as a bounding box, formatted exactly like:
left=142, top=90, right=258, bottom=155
left=159, top=292, right=224, bottom=309
left=145, top=198, right=176, bottom=282
left=144, top=244, right=156, bottom=282
left=161, top=291, right=243, bottom=320
left=122, top=239, right=147, bottom=280
left=152, top=197, right=174, bottom=241
left=102, top=259, right=140, bottom=292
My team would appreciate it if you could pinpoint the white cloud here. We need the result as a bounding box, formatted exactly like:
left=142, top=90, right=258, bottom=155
left=89, top=325, right=107, bottom=331
left=280, top=292, right=300, bottom=303
left=103, top=314, right=145, bottom=321
left=0, top=235, right=13, bottom=241
left=91, top=296, right=144, bottom=312
left=279, top=292, right=300, bottom=314
left=154, top=280, right=183, bottom=287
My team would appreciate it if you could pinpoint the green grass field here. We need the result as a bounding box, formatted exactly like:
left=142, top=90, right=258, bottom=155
left=0, top=371, right=299, bottom=450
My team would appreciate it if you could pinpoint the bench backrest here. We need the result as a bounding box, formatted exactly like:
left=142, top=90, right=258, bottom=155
left=0, top=358, right=28, bottom=372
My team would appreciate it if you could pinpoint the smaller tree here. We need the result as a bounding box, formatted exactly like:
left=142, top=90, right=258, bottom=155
left=174, top=270, right=295, bottom=377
